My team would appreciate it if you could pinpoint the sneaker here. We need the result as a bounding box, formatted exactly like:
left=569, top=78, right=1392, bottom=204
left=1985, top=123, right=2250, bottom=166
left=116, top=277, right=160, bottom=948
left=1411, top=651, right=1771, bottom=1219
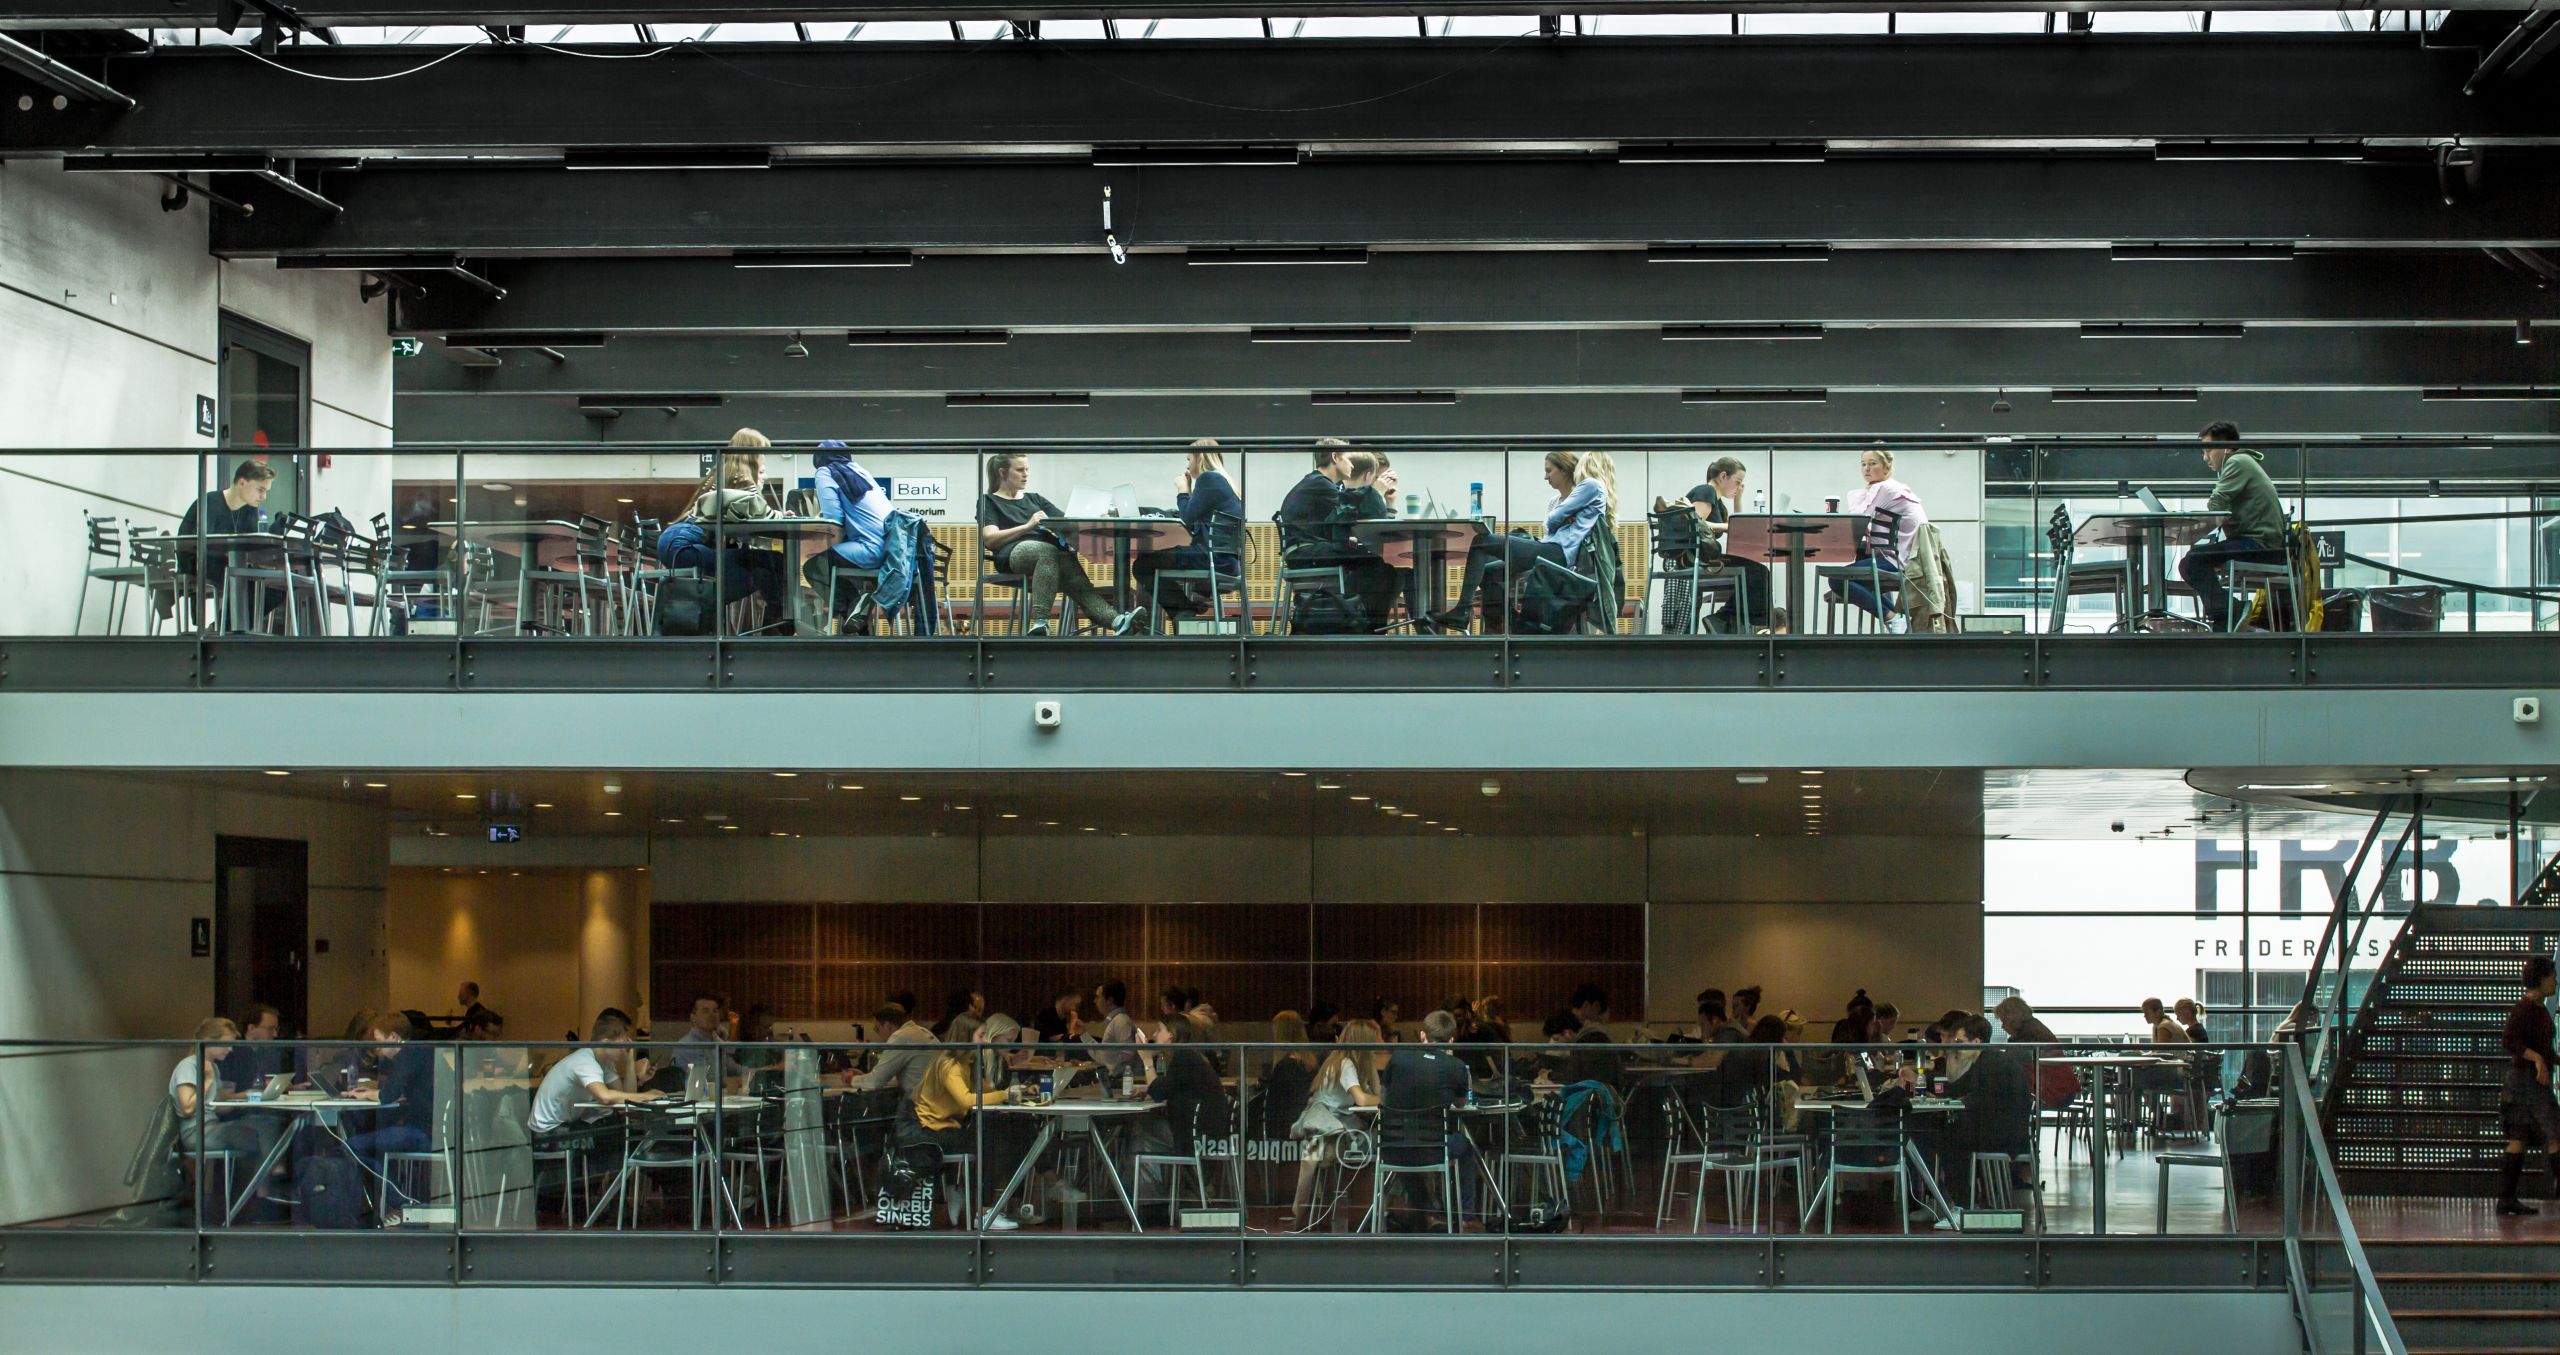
left=978, top=1209, right=1021, bottom=1231
left=1024, top=621, right=1050, bottom=638
left=2497, top=1197, right=2539, bottom=1216
left=1111, top=607, right=1148, bottom=636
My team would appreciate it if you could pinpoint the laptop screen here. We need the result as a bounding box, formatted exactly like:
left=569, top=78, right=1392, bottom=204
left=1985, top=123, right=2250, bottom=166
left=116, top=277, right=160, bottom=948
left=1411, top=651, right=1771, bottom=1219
left=2135, top=487, right=2167, bottom=514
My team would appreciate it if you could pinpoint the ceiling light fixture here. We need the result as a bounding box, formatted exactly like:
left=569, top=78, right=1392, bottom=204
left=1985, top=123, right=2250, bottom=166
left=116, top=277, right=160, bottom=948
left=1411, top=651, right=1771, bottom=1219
left=772, top=771, right=798, bottom=778
left=263, top=769, right=291, bottom=777
left=363, top=781, right=387, bottom=789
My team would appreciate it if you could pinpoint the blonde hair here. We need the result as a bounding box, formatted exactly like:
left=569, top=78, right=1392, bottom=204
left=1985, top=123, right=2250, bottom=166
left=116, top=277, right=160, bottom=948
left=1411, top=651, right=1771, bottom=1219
left=1187, top=439, right=1226, bottom=479
left=1861, top=445, right=1895, bottom=472
left=690, top=450, right=765, bottom=509
left=1271, top=1010, right=1309, bottom=1045
left=193, top=1017, right=238, bottom=1042
left=1315, top=1018, right=1384, bottom=1097
left=1345, top=451, right=1380, bottom=481
left=1576, top=451, right=1619, bottom=517
left=728, top=428, right=772, bottom=449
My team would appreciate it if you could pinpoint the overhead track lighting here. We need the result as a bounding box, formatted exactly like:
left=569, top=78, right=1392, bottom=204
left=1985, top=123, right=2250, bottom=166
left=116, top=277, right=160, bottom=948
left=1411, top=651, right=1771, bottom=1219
left=1648, top=244, right=1830, bottom=264
left=1310, top=390, right=1457, bottom=405
left=1251, top=327, right=1414, bottom=344
left=733, top=250, right=915, bottom=268
left=946, top=391, right=1090, bottom=407
left=1187, top=247, right=1369, bottom=266
left=1091, top=144, right=1302, bottom=167
left=1682, top=388, right=1828, bottom=403
left=2078, top=323, right=2246, bottom=339
left=2049, top=387, right=2201, bottom=402
left=1662, top=324, right=1824, bottom=342
left=845, top=329, right=1011, bottom=346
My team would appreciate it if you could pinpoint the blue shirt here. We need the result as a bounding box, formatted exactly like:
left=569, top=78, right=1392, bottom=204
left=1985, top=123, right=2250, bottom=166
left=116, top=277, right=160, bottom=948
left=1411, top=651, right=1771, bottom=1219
left=817, top=461, right=893, bottom=569
left=1543, top=479, right=1607, bottom=560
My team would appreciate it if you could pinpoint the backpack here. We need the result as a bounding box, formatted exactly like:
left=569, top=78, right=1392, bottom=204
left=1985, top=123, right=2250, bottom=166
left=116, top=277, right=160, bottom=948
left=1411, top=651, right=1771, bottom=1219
left=1289, top=588, right=1368, bottom=635
left=654, top=576, right=716, bottom=637
left=1512, top=559, right=1599, bottom=635
left=875, top=1141, right=942, bottom=1230
left=293, top=1152, right=368, bottom=1229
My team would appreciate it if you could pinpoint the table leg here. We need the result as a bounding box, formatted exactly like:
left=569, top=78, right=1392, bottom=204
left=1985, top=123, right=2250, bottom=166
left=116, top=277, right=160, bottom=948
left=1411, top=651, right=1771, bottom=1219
left=983, top=1120, right=1057, bottom=1223
left=1784, top=551, right=1809, bottom=633
left=223, top=1113, right=300, bottom=1225
left=2144, top=537, right=2171, bottom=617
left=1905, top=1141, right=1959, bottom=1224
left=1083, top=1122, right=1145, bottom=1232
left=2089, top=1070, right=2111, bottom=1234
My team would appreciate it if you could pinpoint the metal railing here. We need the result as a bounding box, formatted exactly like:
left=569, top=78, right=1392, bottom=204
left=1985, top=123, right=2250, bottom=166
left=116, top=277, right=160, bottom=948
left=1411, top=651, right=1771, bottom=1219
left=2281, top=1044, right=2408, bottom=1355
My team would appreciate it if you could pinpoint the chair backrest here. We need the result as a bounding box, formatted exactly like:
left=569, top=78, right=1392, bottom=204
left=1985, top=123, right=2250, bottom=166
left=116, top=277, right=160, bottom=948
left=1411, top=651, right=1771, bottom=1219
left=1514, top=1094, right=1566, bottom=1154
left=1649, top=507, right=1702, bottom=559
left=1376, top=1104, right=1451, bottom=1165
left=2044, top=504, right=2076, bottom=559
left=1201, top=508, right=1247, bottom=562
left=85, top=513, right=123, bottom=559
left=1861, top=507, right=1902, bottom=563
left=1830, top=1105, right=1907, bottom=1162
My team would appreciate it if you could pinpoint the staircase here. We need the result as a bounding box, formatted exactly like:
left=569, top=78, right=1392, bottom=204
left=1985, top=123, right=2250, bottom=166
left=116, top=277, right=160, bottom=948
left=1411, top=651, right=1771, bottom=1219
left=2324, top=903, right=2560, bottom=1198
left=2370, top=1240, right=2560, bottom=1355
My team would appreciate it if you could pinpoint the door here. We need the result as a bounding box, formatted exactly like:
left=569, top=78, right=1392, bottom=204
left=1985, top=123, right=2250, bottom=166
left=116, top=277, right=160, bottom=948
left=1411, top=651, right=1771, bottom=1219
left=214, top=835, right=309, bottom=1037
left=216, top=313, right=311, bottom=515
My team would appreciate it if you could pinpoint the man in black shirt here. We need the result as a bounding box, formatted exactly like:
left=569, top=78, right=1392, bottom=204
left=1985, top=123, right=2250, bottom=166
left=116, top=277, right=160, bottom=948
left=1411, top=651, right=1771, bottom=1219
left=1934, top=1014, right=2033, bottom=1195
left=173, top=458, right=277, bottom=625
left=1380, top=1009, right=1476, bottom=1226
left=1031, top=990, right=1082, bottom=1047
left=2497, top=955, right=2560, bottom=1215
left=1277, top=440, right=1397, bottom=632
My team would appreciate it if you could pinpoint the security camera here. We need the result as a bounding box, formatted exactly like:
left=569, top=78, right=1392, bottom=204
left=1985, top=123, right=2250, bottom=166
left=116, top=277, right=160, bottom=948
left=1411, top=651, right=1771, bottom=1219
left=2110, top=821, right=2126, bottom=833
left=2517, top=696, right=2543, bottom=725
left=1033, top=699, right=1063, bottom=730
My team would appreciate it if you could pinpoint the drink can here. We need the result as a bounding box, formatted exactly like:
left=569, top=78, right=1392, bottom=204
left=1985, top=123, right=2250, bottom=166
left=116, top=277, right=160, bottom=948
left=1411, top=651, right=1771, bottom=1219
left=1404, top=493, right=1420, bottom=518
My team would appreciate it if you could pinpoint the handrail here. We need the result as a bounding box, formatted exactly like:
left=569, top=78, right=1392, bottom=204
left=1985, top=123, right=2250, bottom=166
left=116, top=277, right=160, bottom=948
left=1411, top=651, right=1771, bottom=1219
left=2337, top=550, right=2560, bottom=603
left=2283, top=1044, right=2409, bottom=1355
left=2299, top=801, right=2407, bottom=1089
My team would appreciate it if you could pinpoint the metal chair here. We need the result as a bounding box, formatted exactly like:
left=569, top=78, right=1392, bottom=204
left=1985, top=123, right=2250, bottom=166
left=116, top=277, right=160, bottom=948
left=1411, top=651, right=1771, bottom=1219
left=2226, top=528, right=2304, bottom=632
left=219, top=511, right=326, bottom=635
left=1647, top=506, right=1750, bottom=635
left=1816, top=507, right=1904, bottom=635
left=1363, top=1105, right=1459, bottom=1233
left=2154, top=1147, right=2236, bottom=1233
left=1271, top=560, right=1351, bottom=636
left=1497, top=1095, right=1574, bottom=1219
left=604, top=1116, right=725, bottom=1230
left=528, top=1131, right=593, bottom=1228
left=717, top=1100, right=789, bottom=1228
left=2043, top=505, right=2136, bottom=633
left=1700, top=1097, right=1807, bottom=1233
left=1818, top=1104, right=1913, bottom=1234
left=1146, top=509, right=1250, bottom=636
left=522, top=514, right=620, bottom=635
left=1131, top=1098, right=1241, bottom=1212
left=73, top=513, right=153, bottom=635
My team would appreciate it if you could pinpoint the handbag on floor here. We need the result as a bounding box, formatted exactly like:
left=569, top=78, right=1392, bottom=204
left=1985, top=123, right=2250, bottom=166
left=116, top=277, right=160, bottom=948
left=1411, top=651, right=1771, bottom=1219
left=875, top=1141, right=942, bottom=1230
left=654, top=577, right=716, bottom=637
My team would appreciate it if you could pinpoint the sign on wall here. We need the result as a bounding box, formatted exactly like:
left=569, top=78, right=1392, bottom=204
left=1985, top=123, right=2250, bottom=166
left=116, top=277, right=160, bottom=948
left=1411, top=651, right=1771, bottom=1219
left=194, top=395, right=215, bottom=438
left=883, top=476, right=946, bottom=502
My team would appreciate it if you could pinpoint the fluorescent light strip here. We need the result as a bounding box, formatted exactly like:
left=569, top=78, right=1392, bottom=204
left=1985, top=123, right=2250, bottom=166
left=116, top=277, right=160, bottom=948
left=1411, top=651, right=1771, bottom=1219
left=733, top=250, right=915, bottom=269
left=845, top=329, right=1010, bottom=346
left=1251, top=327, right=1414, bottom=344
left=1663, top=324, right=1824, bottom=342
left=1648, top=244, right=1831, bottom=264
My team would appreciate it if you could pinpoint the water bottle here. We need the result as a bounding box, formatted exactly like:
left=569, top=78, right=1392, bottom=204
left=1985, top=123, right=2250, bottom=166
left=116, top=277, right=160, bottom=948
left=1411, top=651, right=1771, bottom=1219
left=1040, top=1070, right=1055, bottom=1101
left=1119, top=1066, right=1134, bottom=1100
left=1468, top=482, right=1484, bottom=516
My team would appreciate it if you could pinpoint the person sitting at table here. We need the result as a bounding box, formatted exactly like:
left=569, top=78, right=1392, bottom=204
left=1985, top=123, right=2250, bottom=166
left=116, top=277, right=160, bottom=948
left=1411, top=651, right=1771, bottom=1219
left=802, top=440, right=895, bottom=633
left=1993, top=996, right=2059, bottom=1045
left=1032, top=990, right=1084, bottom=1047
left=1260, top=1012, right=1320, bottom=1140
left=1379, top=1009, right=1479, bottom=1228
left=170, top=459, right=279, bottom=629
left=897, top=1012, right=1026, bottom=1231
left=1870, top=1003, right=1903, bottom=1044
left=2140, top=998, right=2191, bottom=1045
left=668, top=992, right=742, bottom=1086
left=1436, top=451, right=1608, bottom=632
left=732, top=1004, right=785, bottom=1095
left=1130, top=1016, right=1235, bottom=1223
left=978, top=451, right=1141, bottom=637
left=1278, top=439, right=1398, bottom=633
left=654, top=430, right=798, bottom=635
left=1827, top=445, right=1927, bottom=623
left=2177, top=421, right=2290, bottom=632
left=341, top=1013, right=434, bottom=1207
left=1285, top=1018, right=1386, bottom=1227
left=168, top=1017, right=282, bottom=1205
left=1712, top=1014, right=1794, bottom=1110
left=1130, top=440, right=1245, bottom=631
left=1676, top=457, right=1773, bottom=632
left=528, top=1010, right=660, bottom=1143
left=1372, top=997, right=1404, bottom=1043
left=218, top=1002, right=292, bottom=1091
left=1085, top=979, right=1142, bottom=1083
left=2174, top=998, right=2210, bottom=1045
left=851, top=1002, right=937, bottom=1096
left=1927, top=1014, right=2033, bottom=1197
left=942, top=987, right=988, bottom=1038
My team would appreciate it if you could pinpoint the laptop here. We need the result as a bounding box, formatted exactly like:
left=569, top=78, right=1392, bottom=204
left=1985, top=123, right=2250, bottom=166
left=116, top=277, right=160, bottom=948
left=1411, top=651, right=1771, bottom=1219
left=307, top=1065, right=344, bottom=1097
left=2135, top=487, right=2168, bottom=514
left=258, top=1072, right=293, bottom=1100
left=1110, top=482, right=1141, bottom=519
left=1063, top=486, right=1112, bottom=520
left=1773, top=492, right=1795, bottom=514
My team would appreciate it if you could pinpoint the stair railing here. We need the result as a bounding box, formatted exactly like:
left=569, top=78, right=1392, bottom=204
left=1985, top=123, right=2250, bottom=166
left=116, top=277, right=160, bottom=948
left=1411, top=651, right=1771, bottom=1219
left=2282, top=1043, right=2409, bottom=1355
left=2298, top=798, right=2416, bottom=1091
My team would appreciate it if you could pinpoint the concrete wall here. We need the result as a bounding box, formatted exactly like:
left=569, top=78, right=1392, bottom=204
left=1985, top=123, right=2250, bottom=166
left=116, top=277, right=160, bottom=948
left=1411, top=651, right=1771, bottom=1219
left=0, top=770, right=388, bottom=1225
left=0, top=160, right=394, bottom=636
left=384, top=867, right=648, bottom=1046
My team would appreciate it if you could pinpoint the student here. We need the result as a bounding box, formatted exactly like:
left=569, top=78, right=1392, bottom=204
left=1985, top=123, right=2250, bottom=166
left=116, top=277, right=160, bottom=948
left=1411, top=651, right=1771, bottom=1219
left=898, top=1013, right=1023, bottom=1230
left=1931, top=1014, right=2033, bottom=1194
left=1131, top=1016, right=1234, bottom=1220
left=942, top=988, right=988, bottom=1037
left=528, top=1010, right=660, bottom=1138
left=1286, top=1018, right=1385, bottom=1227
left=803, top=440, right=896, bottom=630
left=1032, top=990, right=1084, bottom=1046
left=2173, top=998, right=2210, bottom=1045
left=454, top=982, right=482, bottom=1016
left=1732, top=986, right=1764, bottom=1030
left=1696, top=989, right=1743, bottom=1048
left=1439, top=451, right=1608, bottom=631
left=2497, top=956, right=2560, bottom=1215
left=1258, top=1011, right=1320, bottom=1142
left=172, top=459, right=278, bottom=621
left=2178, top=421, right=2290, bottom=631
left=1993, top=996, right=2059, bottom=1045
left=667, top=992, right=740, bottom=1084
left=169, top=1017, right=281, bottom=1181
left=2140, top=998, right=2192, bottom=1045
left=851, top=1002, right=937, bottom=1096
left=1130, top=440, right=1246, bottom=629
left=1085, top=979, right=1141, bottom=1081
left=1830, top=445, right=1927, bottom=622
left=1668, top=457, right=1773, bottom=632
left=1277, top=439, right=1397, bottom=633
left=220, top=1002, right=291, bottom=1090
left=654, top=430, right=797, bottom=634
left=978, top=451, right=1140, bottom=637
left=343, top=1014, right=434, bottom=1203
left=1379, top=1009, right=1478, bottom=1227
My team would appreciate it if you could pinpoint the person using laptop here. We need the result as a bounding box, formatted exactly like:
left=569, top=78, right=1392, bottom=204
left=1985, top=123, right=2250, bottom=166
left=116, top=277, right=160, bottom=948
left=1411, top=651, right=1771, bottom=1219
left=850, top=1001, right=938, bottom=1097
left=168, top=1017, right=283, bottom=1189
left=1377, top=1009, right=1478, bottom=1227
left=342, top=1014, right=434, bottom=1206
left=1924, top=1014, right=2034, bottom=1198
left=528, top=1009, right=661, bottom=1140
left=2176, top=421, right=2290, bottom=630
left=1131, top=440, right=1245, bottom=632
left=1278, top=439, right=1398, bottom=632
left=978, top=452, right=1142, bottom=637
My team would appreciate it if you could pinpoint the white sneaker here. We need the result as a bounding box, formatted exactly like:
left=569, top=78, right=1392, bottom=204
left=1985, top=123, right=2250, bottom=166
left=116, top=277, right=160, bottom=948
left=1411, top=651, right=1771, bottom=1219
left=978, top=1210, right=1020, bottom=1231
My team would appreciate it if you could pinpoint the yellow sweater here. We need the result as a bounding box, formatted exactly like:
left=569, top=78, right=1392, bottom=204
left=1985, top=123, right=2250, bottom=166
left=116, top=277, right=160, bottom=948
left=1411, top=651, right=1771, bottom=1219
left=913, top=1055, right=1008, bottom=1133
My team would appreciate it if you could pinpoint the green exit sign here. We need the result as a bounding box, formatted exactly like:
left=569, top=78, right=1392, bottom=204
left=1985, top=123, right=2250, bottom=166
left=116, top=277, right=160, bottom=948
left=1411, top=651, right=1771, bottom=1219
left=391, top=337, right=424, bottom=358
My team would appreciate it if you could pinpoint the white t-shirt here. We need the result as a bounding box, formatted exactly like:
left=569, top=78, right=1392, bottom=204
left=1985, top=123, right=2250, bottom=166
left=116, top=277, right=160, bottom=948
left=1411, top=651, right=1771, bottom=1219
left=530, top=1048, right=614, bottom=1133
left=168, top=1054, right=207, bottom=1106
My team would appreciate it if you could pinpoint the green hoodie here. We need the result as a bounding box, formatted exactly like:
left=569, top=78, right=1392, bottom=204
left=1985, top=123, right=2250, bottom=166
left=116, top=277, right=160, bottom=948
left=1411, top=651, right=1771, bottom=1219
left=2206, top=447, right=2286, bottom=546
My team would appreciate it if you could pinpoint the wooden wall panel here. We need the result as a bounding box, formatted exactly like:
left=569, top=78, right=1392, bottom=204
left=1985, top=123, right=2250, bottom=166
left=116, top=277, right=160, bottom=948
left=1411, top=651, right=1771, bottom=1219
left=813, top=903, right=977, bottom=961
left=1150, top=962, right=1305, bottom=1021
left=1150, top=904, right=1304, bottom=963
left=1311, top=903, right=1473, bottom=963
left=982, top=903, right=1144, bottom=962
left=1482, top=903, right=1643, bottom=964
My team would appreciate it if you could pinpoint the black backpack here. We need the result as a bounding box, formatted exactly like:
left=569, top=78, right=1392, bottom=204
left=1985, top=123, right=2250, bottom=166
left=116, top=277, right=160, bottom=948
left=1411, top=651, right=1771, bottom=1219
left=293, top=1152, right=368, bottom=1229
left=876, top=1141, right=942, bottom=1230
left=1511, top=562, right=1598, bottom=635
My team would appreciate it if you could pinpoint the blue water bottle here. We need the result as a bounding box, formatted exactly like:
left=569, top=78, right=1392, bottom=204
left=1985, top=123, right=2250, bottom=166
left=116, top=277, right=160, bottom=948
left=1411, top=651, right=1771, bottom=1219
left=1468, top=482, right=1484, bottom=517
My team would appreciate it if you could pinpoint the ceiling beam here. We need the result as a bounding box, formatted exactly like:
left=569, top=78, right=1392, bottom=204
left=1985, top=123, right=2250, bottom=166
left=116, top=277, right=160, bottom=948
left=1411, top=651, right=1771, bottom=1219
left=390, top=251, right=2560, bottom=333
left=7, top=37, right=2553, bottom=157
left=0, top=33, right=133, bottom=108
left=210, top=156, right=2560, bottom=257
left=389, top=388, right=2560, bottom=446
left=0, top=1, right=2538, bottom=23
left=390, top=326, right=2560, bottom=397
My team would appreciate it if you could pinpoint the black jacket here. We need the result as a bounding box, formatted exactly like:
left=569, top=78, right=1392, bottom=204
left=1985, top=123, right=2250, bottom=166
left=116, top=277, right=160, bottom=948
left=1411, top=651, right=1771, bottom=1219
left=1278, top=472, right=1357, bottom=555
left=1946, top=1045, right=2033, bottom=1154
left=1145, top=1049, right=1233, bottom=1151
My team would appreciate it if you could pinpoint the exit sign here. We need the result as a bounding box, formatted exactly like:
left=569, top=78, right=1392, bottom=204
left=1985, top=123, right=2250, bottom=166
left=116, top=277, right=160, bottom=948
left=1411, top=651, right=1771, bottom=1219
left=487, top=823, right=522, bottom=844
left=391, top=337, right=424, bottom=358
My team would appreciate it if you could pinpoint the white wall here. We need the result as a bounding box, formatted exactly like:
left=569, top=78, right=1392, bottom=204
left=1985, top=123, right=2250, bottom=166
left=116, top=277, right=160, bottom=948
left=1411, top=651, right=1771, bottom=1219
left=0, top=160, right=394, bottom=637
left=0, top=770, right=389, bottom=1224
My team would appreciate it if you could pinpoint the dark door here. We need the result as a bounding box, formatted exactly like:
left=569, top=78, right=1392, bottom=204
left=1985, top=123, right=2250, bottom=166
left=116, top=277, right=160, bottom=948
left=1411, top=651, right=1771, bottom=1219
left=216, top=312, right=311, bottom=515
left=214, top=836, right=309, bottom=1036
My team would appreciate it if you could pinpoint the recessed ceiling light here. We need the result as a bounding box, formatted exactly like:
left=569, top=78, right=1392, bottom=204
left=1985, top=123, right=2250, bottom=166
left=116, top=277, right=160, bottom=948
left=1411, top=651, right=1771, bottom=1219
left=363, top=781, right=387, bottom=788
left=453, top=793, right=474, bottom=800
left=1800, top=770, right=1824, bottom=776
left=703, top=812, right=728, bottom=821
left=1042, top=821, right=1059, bottom=827
left=2408, top=767, right=2436, bottom=774
left=1082, top=826, right=1097, bottom=832
left=1736, top=774, right=1769, bottom=785
left=772, top=772, right=798, bottom=778
left=1001, top=812, right=1019, bottom=819
left=769, top=830, right=788, bottom=837
left=899, top=795, right=921, bottom=802
left=1282, top=771, right=1308, bottom=778
left=839, top=783, right=863, bottom=791
left=1349, top=795, right=1372, bottom=802
left=533, top=802, right=553, bottom=809
left=1317, top=781, right=1341, bottom=791
left=722, top=824, right=740, bottom=830
left=954, top=804, right=972, bottom=811
left=602, top=781, right=622, bottom=795
left=1443, top=826, right=1457, bottom=833
left=616, top=497, right=636, bottom=504
left=481, top=483, right=512, bottom=492
left=662, top=818, right=684, bottom=824
left=262, top=769, right=290, bottom=777
left=604, top=811, right=622, bottom=817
